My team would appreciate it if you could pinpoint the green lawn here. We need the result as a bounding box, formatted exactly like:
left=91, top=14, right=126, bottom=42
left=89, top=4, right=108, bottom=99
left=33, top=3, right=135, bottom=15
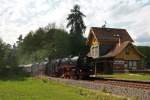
left=99, top=73, right=150, bottom=81
left=0, top=76, right=128, bottom=100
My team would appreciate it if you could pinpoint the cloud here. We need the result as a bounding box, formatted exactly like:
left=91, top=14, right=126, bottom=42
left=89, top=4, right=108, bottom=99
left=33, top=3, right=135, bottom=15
left=135, top=32, right=150, bottom=42
left=0, top=0, right=150, bottom=46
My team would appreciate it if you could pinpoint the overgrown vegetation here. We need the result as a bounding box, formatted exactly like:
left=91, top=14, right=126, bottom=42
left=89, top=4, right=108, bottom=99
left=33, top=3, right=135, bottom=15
left=0, top=77, right=129, bottom=100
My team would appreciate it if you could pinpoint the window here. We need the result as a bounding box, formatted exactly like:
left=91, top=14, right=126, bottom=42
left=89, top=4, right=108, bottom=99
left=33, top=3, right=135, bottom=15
left=128, top=61, right=132, bottom=69
left=127, top=60, right=137, bottom=70
left=133, top=61, right=137, bottom=67
left=132, top=61, right=137, bottom=70
left=91, top=45, right=99, bottom=58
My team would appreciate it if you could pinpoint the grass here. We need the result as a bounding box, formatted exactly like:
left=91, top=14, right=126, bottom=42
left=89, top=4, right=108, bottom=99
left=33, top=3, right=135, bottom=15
left=99, top=73, right=150, bottom=81
left=0, top=76, right=129, bottom=100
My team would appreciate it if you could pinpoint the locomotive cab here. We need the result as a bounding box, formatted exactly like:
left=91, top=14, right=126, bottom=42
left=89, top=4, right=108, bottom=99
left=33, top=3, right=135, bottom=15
left=76, top=56, right=94, bottom=79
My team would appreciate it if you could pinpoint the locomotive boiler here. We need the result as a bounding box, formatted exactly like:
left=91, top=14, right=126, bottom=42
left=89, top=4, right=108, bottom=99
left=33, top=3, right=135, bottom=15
left=46, top=55, right=94, bottom=79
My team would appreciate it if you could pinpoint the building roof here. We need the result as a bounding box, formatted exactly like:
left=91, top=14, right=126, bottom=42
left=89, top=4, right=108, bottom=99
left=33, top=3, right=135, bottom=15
left=87, top=27, right=134, bottom=44
left=86, top=27, right=144, bottom=59
left=101, top=41, right=144, bottom=58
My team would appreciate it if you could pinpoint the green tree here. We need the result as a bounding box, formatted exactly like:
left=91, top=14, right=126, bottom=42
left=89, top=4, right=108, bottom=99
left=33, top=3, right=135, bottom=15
left=0, top=39, right=6, bottom=68
left=4, top=44, right=18, bottom=69
left=22, top=31, right=34, bottom=53
left=66, top=4, right=86, bottom=56
left=137, top=46, right=150, bottom=69
left=17, top=34, right=23, bottom=45
left=52, top=29, right=71, bottom=58
left=0, top=39, right=19, bottom=75
left=67, top=4, right=86, bottom=34
left=16, top=25, right=72, bottom=64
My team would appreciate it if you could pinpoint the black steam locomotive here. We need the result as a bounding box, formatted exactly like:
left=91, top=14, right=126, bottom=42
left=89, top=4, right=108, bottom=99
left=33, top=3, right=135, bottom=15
left=46, top=55, right=94, bottom=79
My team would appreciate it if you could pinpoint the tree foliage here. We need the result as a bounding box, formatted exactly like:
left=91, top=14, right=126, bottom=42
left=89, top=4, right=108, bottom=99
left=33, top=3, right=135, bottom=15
left=67, top=4, right=86, bottom=34
left=0, top=39, right=18, bottom=74
left=67, top=4, right=87, bottom=56
left=16, top=25, right=72, bottom=64
left=0, top=39, right=6, bottom=68
left=137, top=46, right=150, bottom=69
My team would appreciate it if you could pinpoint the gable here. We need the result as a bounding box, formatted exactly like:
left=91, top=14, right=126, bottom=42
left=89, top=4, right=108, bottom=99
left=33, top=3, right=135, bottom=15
left=86, top=29, right=99, bottom=46
left=115, top=44, right=143, bottom=60
left=101, top=41, right=144, bottom=59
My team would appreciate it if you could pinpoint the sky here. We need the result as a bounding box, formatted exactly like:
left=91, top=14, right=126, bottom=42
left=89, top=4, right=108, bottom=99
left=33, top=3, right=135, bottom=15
left=0, top=0, right=150, bottom=46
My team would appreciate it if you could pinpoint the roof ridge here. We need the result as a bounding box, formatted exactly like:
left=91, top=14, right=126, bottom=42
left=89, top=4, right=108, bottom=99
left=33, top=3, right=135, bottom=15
left=91, top=27, right=126, bottom=30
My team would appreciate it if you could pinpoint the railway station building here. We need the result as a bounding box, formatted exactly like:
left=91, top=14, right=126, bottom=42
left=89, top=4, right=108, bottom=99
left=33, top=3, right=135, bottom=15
left=86, top=27, right=144, bottom=73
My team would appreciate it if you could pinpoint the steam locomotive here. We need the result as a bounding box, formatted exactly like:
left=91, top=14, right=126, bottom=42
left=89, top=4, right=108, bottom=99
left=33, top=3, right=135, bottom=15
left=46, top=55, right=94, bottom=79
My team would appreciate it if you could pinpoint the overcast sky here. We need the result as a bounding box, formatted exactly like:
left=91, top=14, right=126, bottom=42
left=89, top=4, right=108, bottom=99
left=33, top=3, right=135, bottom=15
left=0, top=0, right=150, bottom=45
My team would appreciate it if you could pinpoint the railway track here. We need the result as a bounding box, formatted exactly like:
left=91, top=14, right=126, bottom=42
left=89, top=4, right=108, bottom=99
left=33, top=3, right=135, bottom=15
left=49, top=76, right=150, bottom=90
left=92, top=78, right=150, bottom=90
left=49, top=77, right=150, bottom=100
